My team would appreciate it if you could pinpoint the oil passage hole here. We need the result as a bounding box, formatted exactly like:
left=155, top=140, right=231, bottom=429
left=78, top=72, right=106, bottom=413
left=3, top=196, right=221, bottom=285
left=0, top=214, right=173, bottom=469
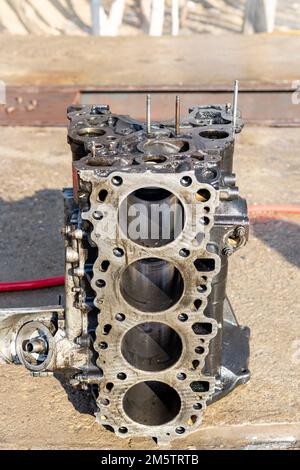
left=123, top=381, right=181, bottom=426
left=200, top=130, right=229, bottom=140
left=196, top=189, right=211, bottom=202
left=99, top=189, right=108, bottom=202
left=121, top=322, right=182, bottom=372
left=120, top=187, right=185, bottom=248
left=103, top=324, right=112, bottom=336
left=100, top=260, right=110, bottom=272
left=143, top=155, right=167, bottom=165
left=190, top=381, right=210, bottom=393
left=120, top=258, right=184, bottom=313
left=106, top=382, right=114, bottom=392
left=194, top=299, right=202, bottom=310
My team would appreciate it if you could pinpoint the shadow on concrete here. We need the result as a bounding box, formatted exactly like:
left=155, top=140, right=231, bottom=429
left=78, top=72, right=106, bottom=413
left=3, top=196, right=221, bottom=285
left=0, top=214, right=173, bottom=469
left=252, top=219, right=300, bottom=269
left=0, top=189, right=64, bottom=308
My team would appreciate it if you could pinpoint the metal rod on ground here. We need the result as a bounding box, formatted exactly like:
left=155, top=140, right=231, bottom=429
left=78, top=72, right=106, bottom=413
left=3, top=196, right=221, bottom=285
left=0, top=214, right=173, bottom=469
left=146, top=94, right=151, bottom=135
left=232, top=80, right=239, bottom=133
left=175, top=95, right=180, bottom=135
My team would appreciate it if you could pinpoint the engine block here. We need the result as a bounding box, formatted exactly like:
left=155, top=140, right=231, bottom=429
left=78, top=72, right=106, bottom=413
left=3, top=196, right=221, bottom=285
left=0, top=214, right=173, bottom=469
left=0, top=98, right=250, bottom=444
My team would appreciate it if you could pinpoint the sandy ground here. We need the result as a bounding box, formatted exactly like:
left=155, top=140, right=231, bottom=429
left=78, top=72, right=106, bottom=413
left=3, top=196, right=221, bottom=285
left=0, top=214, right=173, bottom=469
left=0, top=125, right=299, bottom=449
left=0, top=0, right=299, bottom=36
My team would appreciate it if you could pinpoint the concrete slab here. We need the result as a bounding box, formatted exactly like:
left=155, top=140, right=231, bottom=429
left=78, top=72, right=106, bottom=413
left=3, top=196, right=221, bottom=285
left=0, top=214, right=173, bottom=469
left=0, top=126, right=299, bottom=449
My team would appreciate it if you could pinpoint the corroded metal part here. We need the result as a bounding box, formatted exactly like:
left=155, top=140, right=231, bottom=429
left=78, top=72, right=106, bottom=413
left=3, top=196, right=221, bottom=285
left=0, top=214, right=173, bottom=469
left=0, top=101, right=250, bottom=444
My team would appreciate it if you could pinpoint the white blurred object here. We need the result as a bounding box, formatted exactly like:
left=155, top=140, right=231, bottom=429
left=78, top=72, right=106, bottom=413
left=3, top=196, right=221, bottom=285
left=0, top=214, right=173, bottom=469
left=243, top=0, right=278, bottom=33
left=90, top=0, right=125, bottom=36
left=149, top=0, right=165, bottom=36
left=172, top=0, right=179, bottom=35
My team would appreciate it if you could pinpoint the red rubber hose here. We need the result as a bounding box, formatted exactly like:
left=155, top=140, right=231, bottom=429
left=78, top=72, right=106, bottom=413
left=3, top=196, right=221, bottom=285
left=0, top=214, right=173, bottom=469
left=0, top=276, right=64, bottom=292
left=0, top=205, right=299, bottom=293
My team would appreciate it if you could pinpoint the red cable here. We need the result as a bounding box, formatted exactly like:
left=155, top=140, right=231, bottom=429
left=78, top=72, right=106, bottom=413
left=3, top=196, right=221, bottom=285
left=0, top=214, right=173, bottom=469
left=0, top=205, right=299, bottom=293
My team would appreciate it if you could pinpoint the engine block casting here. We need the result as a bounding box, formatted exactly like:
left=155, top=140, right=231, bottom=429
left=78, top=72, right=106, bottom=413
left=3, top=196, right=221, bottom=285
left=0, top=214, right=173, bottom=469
left=0, top=98, right=250, bottom=444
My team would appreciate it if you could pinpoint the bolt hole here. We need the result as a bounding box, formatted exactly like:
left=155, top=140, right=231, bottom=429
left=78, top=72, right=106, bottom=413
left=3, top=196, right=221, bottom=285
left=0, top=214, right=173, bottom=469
left=112, top=176, right=123, bottom=186
left=178, top=313, right=188, bottom=322
left=115, top=313, right=125, bottom=322
left=117, top=372, right=127, bottom=380
left=113, top=247, right=124, bottom=257
left=175, top=427, right=185, bottom=435
left=177, top=372, right=187, bottom=381
left=179, top=248, right=190, bottom=258
left=96, top=279, right=106, bottom=288
left=93, top=211, right=104, bottom=220
left=118, top=427, right=128, bottom=434
left=195, top=346, right=205, bottom=355
left=180, top=176, right=192, bottom=187
left=193, top=403, right=202, bottom=410
left=99, top=341, right=108, bottom=350
left=197, top=285, right=207, bottom=294
left=200, top=216, right=210, bottom=226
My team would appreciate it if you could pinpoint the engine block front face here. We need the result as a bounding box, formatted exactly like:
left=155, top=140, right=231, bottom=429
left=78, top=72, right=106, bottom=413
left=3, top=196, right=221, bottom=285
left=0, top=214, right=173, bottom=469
left=0, top=101, right=250, bottom=445
left=65, top=102, right=250, bottom=442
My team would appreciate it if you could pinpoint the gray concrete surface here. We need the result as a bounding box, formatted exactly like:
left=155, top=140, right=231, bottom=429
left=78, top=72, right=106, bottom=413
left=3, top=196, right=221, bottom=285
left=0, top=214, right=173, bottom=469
left=0, top=126, right=300, bottom=449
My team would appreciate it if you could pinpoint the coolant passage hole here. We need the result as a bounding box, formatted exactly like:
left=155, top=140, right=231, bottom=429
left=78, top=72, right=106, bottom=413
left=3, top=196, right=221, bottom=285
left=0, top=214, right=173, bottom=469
left=119, top=187, right=185, bottom=248
left=199, top=129, right=229, bottom=140
left=123, top=381, right=181, bottom=426
left=121, top=322, right=182, bottom=372
left=77, top=127, right=106, bottom=137
left=120, top=258, right=184, bottom=312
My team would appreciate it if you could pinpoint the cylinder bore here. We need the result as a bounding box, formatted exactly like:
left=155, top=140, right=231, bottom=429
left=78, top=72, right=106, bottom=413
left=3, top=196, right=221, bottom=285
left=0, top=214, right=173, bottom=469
left=121, top=322, right=182, bottom=372
left=123, top=381, right=181, bottom=426
left=120, top=258, right=184, bottom=312
left=119, top=187, right=185, bottom=248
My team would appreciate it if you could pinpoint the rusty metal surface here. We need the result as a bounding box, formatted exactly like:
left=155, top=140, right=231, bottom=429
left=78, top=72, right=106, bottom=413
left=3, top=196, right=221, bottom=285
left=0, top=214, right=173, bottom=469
left=1, top=87, right=300, bottom=127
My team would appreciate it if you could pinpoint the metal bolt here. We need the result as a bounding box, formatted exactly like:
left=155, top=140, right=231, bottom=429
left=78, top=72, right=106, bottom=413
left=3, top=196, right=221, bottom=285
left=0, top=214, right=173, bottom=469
left=222, top=246, right=234, bottom=257
left=235, top=226, right=246, bottom=238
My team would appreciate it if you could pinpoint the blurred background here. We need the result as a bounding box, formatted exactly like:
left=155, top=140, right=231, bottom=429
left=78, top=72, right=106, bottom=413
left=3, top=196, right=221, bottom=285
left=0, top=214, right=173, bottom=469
left=0, top=0, right=299, bottom=37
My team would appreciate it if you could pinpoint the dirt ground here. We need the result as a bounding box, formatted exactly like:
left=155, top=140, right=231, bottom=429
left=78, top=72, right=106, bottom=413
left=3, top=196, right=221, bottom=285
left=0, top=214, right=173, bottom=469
left=0, top=125, right=299, bottom=449
left=0, top=0, right=300, bottom=36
